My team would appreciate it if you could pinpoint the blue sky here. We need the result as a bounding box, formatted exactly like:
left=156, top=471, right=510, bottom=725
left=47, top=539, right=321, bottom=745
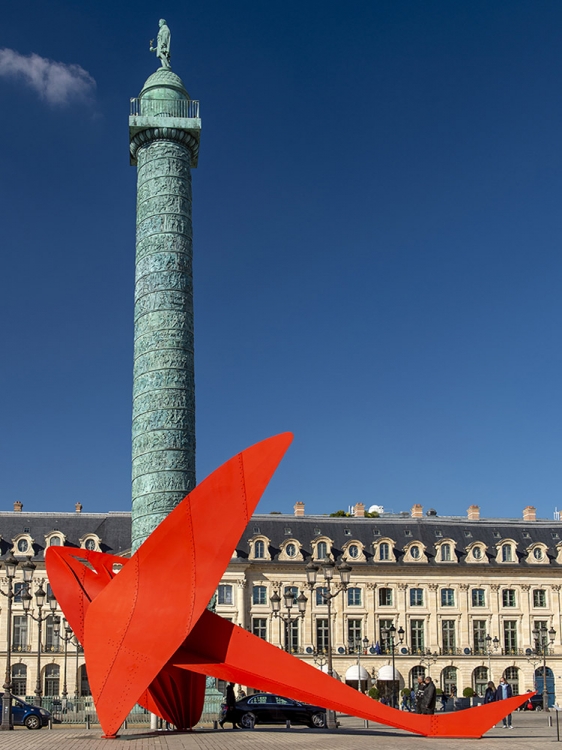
left=1, top=0, right=562, bottom=520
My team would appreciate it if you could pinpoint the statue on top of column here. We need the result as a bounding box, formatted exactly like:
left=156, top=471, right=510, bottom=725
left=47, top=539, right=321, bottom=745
left=150, top=19, right=171, bottom=69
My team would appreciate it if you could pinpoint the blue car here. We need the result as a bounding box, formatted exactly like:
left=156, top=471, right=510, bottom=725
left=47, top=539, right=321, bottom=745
left=1, top=695, right=51, bottom=729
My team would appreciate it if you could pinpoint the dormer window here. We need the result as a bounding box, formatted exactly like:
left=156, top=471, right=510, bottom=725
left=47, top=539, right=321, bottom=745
left=317, top=541, right=327, bottom=559
left=255, top=540, right=265, bottom=558
left=285, top=543, right=297, bottom=558
left=49, top=537, right=61, bottom=546
left=534, top=547, right=543, bottom=560
left=348, top=544, right=359, bottom=559
left=12, top=534, right=34, bottom=557
left=473, top=546, right=482, bottom=559
left=79, top=534, right=101, bottom=553
left=502, top=544, right=513, bottom=562
left=410, top=545, right=420, bottom=559
left=380, top=543, right=390, bottom=560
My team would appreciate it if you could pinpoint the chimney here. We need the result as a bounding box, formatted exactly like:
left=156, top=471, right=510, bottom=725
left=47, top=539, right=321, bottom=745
left=293, top=501, right=305, bottom=517
left=523, top=505, right=536, bottom=522
left=411, top=504, right=423, bottom=519
left=468, top=505, right=480, bottom=521
left=354, top=503, right=365, bottom=518
left=13, top=501, right=22, bottom=513
left=75, top=502, right=83, bottom=514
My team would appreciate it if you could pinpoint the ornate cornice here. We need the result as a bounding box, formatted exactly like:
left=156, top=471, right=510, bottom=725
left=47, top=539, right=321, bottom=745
left=130, top=127, right=199, bottom=162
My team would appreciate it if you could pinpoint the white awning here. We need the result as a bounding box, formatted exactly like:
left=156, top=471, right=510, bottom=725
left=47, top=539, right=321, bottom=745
left=315, top=664, right=340, bottom=680
left=345, top=665, right=370, bottom=681
left=377, top=665, right=402, bottom=681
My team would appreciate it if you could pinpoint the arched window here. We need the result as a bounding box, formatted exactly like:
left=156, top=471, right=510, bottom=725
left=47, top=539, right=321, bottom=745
left=254, top=540, right=265, bottom=559
left=49, top=536, right=62, bottom=547
left=316, top=541, right=328, bottom=560
left=348, top=544, right=359, bottom=559
left=472, top=546, right=483, bottom=560
left=252, top=585, right=267, bottom=605
left=410, top=545, right=421, bottom=560
left=11, top=664, right=27, bottom=697
left=285, top=543, right=297, bottom=558
left=79, top=664, right=91, bottom=697
left=410, top=665, right=425, bottom=687
left=347, top=587, right=362, bottom=606
left=44, top=664, right=60, bottom=696
left=441, top=544, right=451, bottom=561
left=472, top=666, right=488, bottom=696
left=379, top=587, right=393, bottom=606
left=501, top=544, right=513, bottom=562
left=410, top=588, right=423, bottom=606
left=85, top=538, right=96, bottom=551
left=441, top=666, right=457, bottom=696
left=504, top=666, right=519, bottom=695
left=379, top=543, right=390, bottom=561
left=533, top=547, right=543, bottom=560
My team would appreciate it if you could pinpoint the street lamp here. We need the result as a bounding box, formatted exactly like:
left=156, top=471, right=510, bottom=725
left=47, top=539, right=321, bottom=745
left=23, top=584, right=57, bottom=706
left=270, top=588, right=307, bottom=653
left=532, top=624, right=556, bottom=712
left=306, top=560, right=352, bottom=728
left=484, top=634, right=499, bottom=682
left=0, top=555, right=35, bottom=730
left=53, top=618, right=74, bottom=700
left=382, top=624, right=405, bottom=708
left=419, top=650, right=438, bottom=675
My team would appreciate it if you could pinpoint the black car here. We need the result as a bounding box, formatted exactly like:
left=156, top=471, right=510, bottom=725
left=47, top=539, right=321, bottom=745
left=219, top=693, right=327, bottom=728
left=522, top=693, right=545, bottom=711
left=0, top=695, right=51, bottom=729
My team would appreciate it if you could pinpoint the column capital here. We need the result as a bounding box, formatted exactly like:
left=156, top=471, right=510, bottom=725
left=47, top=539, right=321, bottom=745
left=130, top=127, right=199, bottom=163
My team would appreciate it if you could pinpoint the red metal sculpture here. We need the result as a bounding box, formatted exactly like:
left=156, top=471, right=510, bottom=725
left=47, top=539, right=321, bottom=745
left=46, top=433, right=529, bottom=738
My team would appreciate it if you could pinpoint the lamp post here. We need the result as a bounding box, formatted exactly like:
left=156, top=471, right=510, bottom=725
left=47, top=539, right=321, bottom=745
left=22, top=584, right=57, bottom=706
left=484, top=634, right=499, bottom=682
left=0, top=555, right=35, bottom=730
left=53, top=618, right=73, bottom=700
left=270, top=588, right=307, bottom=653
left=348, top=635, right=370, bottom=696
left=73, top=635, right=81, bottom=700
left=532, top=624, right=556, bottom=712
left=383, top=624, right=404, bottom=708
left=305, top=560, right=351, bottom=728
left=419, top=650, right=438, bottom=675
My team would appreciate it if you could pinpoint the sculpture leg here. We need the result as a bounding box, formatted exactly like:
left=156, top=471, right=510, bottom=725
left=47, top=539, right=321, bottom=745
left=173, top=610, right=529, bottom=739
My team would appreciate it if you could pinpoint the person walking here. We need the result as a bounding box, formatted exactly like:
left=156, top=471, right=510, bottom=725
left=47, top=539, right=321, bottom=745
left=484, top=681, right=496, bottom=704
left=495, top=676, right=513, bottom=728
left=421, top=676, right=437, bottom=715
left=219, top=682, right=238, bottom=729
left=415, top=675, right=426, bottom=713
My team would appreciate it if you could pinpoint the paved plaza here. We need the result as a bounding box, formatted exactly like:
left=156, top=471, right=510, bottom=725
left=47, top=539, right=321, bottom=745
left=0, top=713, right=558, bottom=750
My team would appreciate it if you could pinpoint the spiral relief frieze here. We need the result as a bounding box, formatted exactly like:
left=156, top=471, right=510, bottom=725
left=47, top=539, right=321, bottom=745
left=131, top=134, right=196, bottom=550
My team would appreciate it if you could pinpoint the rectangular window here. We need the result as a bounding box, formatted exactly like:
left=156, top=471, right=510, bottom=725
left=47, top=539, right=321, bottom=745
left=379, top=543, right=390, bottom=560
left=471, top=589, right=485, bottom=607
left=252, top=618, right=267, bottom=640
left=502, top=589, right=516, bottom=607
left=442, top=620, right=456, bottom=654
left=347, top=619, right=362, bottom=650
left=284, top=620, right=299, bottom=653
left=252, top=585, right=266, bottom=605
left=12, top=616, right=28, bottom=651
left=441, top=588, right=455, bottom=607
left=410, top=588, right=423, bottom=607
left=473, top=620, right=487, bottom=654
left=441, top=544, right=452, bottom=561
left=503, top=620, right=517, bottom=654
left=379, top=618, right=393, bottom=654
left=45, top=615, right=60, bottom=652
left=316, top=618, right=329, bottom=652
left=13, top=583, right=26, bottom=604
left=347, top=588, right=362, bottom=606
left=217, top=584, right=233, bottom=605
left=379, top=588, right=392, bottom=606
left=410, top=619, right=425, bottom=654
left=316, top=587, right=328, bottom=605
left=533, top=590, right=546, bottom=608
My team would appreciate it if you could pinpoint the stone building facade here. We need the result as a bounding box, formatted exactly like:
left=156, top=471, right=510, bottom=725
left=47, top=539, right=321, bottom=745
left=0, top=501, right=560, bottom=704
left=216, top=502, right=562, bottom=703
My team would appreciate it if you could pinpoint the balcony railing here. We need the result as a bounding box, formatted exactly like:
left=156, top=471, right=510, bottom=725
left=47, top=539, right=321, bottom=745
left=130, top=98, right=200, bottom=118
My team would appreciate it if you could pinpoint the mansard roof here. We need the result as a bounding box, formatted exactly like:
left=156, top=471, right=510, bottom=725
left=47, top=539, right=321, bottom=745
left=233, top=514, right=562, bottom=567
left=0, top=511, right=131, bottom=559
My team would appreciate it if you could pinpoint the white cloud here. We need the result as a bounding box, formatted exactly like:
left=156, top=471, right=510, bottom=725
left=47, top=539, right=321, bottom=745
left=0, top=48, right=96, bottom=105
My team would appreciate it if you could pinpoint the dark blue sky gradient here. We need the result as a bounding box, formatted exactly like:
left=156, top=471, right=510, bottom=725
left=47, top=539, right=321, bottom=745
left=1, top=1, right=562, bottom=519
